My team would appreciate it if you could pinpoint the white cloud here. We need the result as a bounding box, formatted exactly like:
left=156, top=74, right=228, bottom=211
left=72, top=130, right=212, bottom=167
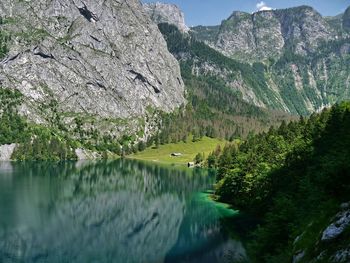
left=256, top=1, right=273, bottom=11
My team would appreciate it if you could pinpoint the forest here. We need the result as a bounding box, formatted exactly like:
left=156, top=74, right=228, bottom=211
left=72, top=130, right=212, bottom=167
left=209, top=102, right=350, bottom=262
left=0, top=88, right=77, bottom=160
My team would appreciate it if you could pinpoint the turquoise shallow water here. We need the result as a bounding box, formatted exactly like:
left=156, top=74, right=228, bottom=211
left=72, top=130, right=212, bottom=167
left=0, top=160, right=247, bottom=263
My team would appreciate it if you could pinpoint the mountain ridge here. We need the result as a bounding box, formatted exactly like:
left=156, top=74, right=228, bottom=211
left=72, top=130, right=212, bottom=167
left=146, top=3, right=350, bottom=115
left=197, top=5, right=338, bottom=61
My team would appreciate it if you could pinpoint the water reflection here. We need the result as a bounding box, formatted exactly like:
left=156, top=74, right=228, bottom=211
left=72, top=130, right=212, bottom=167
left=0, top=160, right=247, bottom=263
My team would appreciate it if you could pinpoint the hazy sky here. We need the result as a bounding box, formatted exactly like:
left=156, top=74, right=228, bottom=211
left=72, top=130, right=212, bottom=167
left=142, top=0, right=350, bottom=26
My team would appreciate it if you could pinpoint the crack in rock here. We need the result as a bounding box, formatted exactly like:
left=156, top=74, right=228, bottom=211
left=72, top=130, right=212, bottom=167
left=33, top=47, right=55, bottom=59
left=128, top=70, right=161, bottom=94
left=77, top=3, right=99, bottom=22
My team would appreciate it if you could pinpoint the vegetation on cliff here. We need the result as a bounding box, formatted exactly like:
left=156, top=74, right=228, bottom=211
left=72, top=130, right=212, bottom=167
left=0, top=88, right=77, bottom=160
left=157, top=23, right=292, bottom=143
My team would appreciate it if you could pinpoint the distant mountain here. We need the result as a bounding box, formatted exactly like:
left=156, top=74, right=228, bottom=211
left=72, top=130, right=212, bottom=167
left=157, top=23, right=294, bottom=141
left=143, top=2, right=189, bottom=33
left=148, top=4, right=350, bottom=115
left=192, top=5, right=349, bottom=62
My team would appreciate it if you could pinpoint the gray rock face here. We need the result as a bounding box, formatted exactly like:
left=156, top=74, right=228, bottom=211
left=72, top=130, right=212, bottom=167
left=275, top=6, right=334, bottom=55
left=0, top=0, right=185, bottom=138
left=331, top=247, right=350, bottom=262
left=216, top=11, right=285, bottom=60
left=143, top=2, right=189, bottom=33
left=75, top=148, right=100, bottom=160
left=322, top=209, right=350, bottom=241
left=0, top=144, right=17, bottom=161
left=196, top=6, right=335, bottom=61
left=292, top=250, right=305, bottom=263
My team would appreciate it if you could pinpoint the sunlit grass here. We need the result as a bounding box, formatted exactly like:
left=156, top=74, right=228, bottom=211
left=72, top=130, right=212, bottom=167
left=129, top=136, right=227, bottom=165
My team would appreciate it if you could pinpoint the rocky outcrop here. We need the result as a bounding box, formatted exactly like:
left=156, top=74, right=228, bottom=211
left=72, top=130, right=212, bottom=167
left=292, top=202, right=350, bottom=263
left=216, top=11, right=285, bottom=60
left=0, top=0, right=185, bottom=139
left=322, top=203, right=350, bottom=241
left=75, top=148, right=100, bottom=160
left=293, top=250, right=305, bottom=263
left=143, top=2, right=189, bottom=33
left=331, top=247, right=350, bottom=262
left=0, top=144, right=16, bottom=161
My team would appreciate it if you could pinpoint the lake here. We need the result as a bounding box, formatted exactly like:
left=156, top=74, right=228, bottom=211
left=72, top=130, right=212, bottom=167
left=0, top=160, right=248, bottom=263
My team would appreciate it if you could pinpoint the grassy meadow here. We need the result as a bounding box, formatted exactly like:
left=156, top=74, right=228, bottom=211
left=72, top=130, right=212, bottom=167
left=129, top=136, right=227, bottom=165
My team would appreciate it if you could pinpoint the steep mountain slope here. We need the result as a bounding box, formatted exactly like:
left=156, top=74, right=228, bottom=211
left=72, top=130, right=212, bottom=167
left=157, top=23, right=294, bottom=141
left=0, top=0, right=185, bottom=146
left=161, top=25, right=350, bottom=115
left=267, top=40, right=350, bottom=114
left=188, top=5, right=350, bottom=115
left=190, top=25, right=220, bottom=45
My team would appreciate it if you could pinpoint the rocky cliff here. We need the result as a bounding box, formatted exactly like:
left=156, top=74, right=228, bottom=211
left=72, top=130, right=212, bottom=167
left=0, top=144, right=16, bottom=161
left=187, top=5, right=350, bottom=115
left=0, top=0, right=185, bottom=142
left=198, top=6, right=336, bottom=61
left=143, top=2, right=189, bottom=33
left=191, top=6, right=350, bottom=62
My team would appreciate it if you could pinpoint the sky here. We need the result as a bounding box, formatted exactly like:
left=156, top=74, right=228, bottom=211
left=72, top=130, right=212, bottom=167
left=142, top=0, right=350, bottom=26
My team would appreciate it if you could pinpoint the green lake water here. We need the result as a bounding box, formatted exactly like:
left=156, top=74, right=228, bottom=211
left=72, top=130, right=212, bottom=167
left=0, top=159, right=248, bottom=263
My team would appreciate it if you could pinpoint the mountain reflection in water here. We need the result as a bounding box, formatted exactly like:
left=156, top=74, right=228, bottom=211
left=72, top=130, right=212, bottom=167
left=0, top=160, right=247, bottom=263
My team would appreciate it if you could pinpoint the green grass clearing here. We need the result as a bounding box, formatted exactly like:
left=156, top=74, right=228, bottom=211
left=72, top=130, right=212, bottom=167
left=129, top=136, right=227, bottom=165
